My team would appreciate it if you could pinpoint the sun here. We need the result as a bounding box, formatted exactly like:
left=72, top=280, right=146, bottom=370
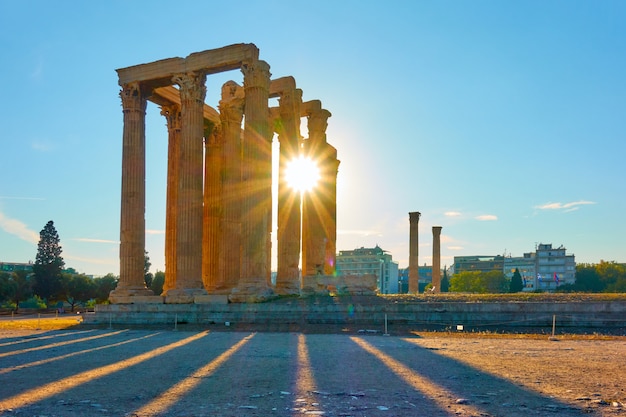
left=285, top=156, right=320, bottom=193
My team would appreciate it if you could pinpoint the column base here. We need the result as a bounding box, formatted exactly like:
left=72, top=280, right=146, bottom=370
left=229, top=285, right=275, bottom=303
left=163, top=288, right=208, bottom=304
left=274, top=284, right=301, bottom=296
left=109, top=286, right=159, bottom=304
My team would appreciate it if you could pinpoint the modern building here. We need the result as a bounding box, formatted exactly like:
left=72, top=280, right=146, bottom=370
left=535, top=243, right=576, bottom=291
left=454, top=243, right=576, bottom=292
left=504, top=254, right=537, bottom=291
left=0, top=262, right=33, bottom=273
left=398, top=264, right=433, bottom=293
left=336, top=245, right=399, bottom=294
left=453, top=255, right=505, bottom=274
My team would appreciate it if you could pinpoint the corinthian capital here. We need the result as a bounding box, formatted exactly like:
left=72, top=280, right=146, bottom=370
left=172, top=72, right=207, bottom=104
left=241, top=60, right=271, bottom=90
left=160, top=103, right=182, bottom=131
left=120, top=82, right=147, bottom=113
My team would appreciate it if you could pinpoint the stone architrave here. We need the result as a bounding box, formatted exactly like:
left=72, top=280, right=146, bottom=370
left=231, top=60, right=274, bottom=302
left=432, top=226, right=442, bottom=293
left=272, top=78, right=302, bottom=294
left=109, top=82, right=158, bottom=303
left=218, top=81, right=245, bottom=293
left=165, top=72, right=208, bottom=303
left=161, top=103, right=181, bottom=295
left=202, top=124, right=222, bottom=292
left=302, top=102, right=338, bottom=277
left=408, top=211, right=421, bottom=293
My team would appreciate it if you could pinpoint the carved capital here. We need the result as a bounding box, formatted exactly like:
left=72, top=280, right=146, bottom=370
left=160, top=103, right=182, bottom=131
left=241, top=60, right=271, bottom=91
left=172, top=72, right=207, bottom=104
left=219, top=81, right=245, bottom=123
left=120, top=82, right=147, bottom=113
left=409, top=212, right=421, bottom=223
left=307, top=108, right=331, bottom=137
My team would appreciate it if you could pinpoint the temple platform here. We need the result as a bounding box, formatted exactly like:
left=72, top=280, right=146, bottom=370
left=82, top=295, right=626, bottom=333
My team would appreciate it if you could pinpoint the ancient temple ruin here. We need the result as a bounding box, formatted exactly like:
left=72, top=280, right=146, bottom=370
left=109, top=44, right=342, bottom=304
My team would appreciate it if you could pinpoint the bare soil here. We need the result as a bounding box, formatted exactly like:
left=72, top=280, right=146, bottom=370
left=0, top=325, right=625, bottom=417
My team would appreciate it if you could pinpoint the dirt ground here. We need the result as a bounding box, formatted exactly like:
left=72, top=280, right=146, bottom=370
left=0, top=326, right=625, bottom=417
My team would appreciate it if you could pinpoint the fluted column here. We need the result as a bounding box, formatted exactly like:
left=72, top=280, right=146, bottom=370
left=432, top=226, right=442, bottom=293
left=408, top=211, right=421, bottom=293
left=302, top=107, right=334, bottom=277
left=110, top=82, right=154, bottom=302
left=276, top=88, right=302, bottom=294
left=218, top=82, right=245, bottom=292
left=161, top=103, right=182, bottom=295
left=203, top=124, right=222, bottom=292
left=166, top=72, right=208, bottom=302
left=231, top=60, right=273, bottom=302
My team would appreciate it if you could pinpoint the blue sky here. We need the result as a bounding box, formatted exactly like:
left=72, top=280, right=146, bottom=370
left=0, top=1, right=624, bottom=276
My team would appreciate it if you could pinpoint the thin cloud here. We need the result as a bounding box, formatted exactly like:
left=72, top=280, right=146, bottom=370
left=337, top=229, right=381, bottom=236
left=73, top=238, right=119, bottom=244
left=146, top=229, right=165, bottom=235
left=475, top=214, right=498, bottom=221
left=0, top=212, right=39, bottom=244
left=31, top=140, right=55, bottom=152
left=63, top=254, right=117, bottom=265
left=534, top=200, right=596, bottom=211
left=447, top=246, right=464, bottom=250
left=445, top=211, right=462, bottom=217
left=0, top=196, right=45, bottom=200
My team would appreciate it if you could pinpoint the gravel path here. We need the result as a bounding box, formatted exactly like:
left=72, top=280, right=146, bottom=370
left=0, top=329, right=625, bottom=416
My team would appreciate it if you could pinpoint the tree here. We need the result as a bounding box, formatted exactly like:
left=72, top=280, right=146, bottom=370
left=144, top=250, right=153, bottom=288
left=509, top=268, right=524, bottom=293
left=62, top=273, right=97, bottom=311
left=450, top=270, right=509, bottom=293
left=32, top=221, right=65, bottom=303
left=440, top=268, right=450, bottom=292
left=573, top=264, right=604, bottom=292
left=93, top=274, right=118, bottom=303
left=151, top=270, right=165, bottom=295
left=1, top=270, right=33, bottom=311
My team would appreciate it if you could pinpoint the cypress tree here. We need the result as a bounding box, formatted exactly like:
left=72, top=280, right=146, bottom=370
left=32, top=220, right=65, bottom=303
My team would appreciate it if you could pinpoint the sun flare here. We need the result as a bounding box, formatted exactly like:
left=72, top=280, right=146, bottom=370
left=285, top=156, right=320, bottom=193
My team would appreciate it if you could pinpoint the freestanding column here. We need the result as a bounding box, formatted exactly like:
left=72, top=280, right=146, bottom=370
left=166, top=72, right=208, bottom=302
left=302, top=104, right=336, bottom=277
left=408, top=211, right=421, bottom=293
left=276, top=86, right=302, bottom=294
left=161, top=103, right=181, bottom=295
left=218, top=82, right=245, bottom=292
left=203, top=125, right=222, bottom=292
left=110, top=82, right=155, bottom=302
left=432, top=226, right=442, bottom=293
left=231, top=60, right=274, bottom=302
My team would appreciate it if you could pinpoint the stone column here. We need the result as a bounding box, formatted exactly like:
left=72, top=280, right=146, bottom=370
left=110, top=82, right=155, bottom=303
left=432, top=226, right=442, bottom=293
left=408, top=211, right=421, bottom=293
left=218, top=81, right=245, bottom=293
left=276, top=88, right=302, bottom=294
left=203, top=124, right=221, bottom=292
left=231, top=60, right=274, bottom=302
left=166, top=72, right=208, bottom=302
left=161, top=103, right=181, bottom=295
left=323, top=157, right=340, bottom=276
left=302, top=106, right=335, bottom=277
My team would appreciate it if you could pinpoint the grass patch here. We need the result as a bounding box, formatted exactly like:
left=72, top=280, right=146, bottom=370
left=0, top=317, right=83, bottom=331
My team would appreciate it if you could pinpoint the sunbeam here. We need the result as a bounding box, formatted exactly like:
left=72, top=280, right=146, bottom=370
left=0, top=330, right=128, bottom=358
left=350, top=337, right=486, bottom=415
left=0, top=331, right=209, bottom=410
left=131, top=333, right=255, bottom=415
left=0, top=332, right=159, bottom=375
